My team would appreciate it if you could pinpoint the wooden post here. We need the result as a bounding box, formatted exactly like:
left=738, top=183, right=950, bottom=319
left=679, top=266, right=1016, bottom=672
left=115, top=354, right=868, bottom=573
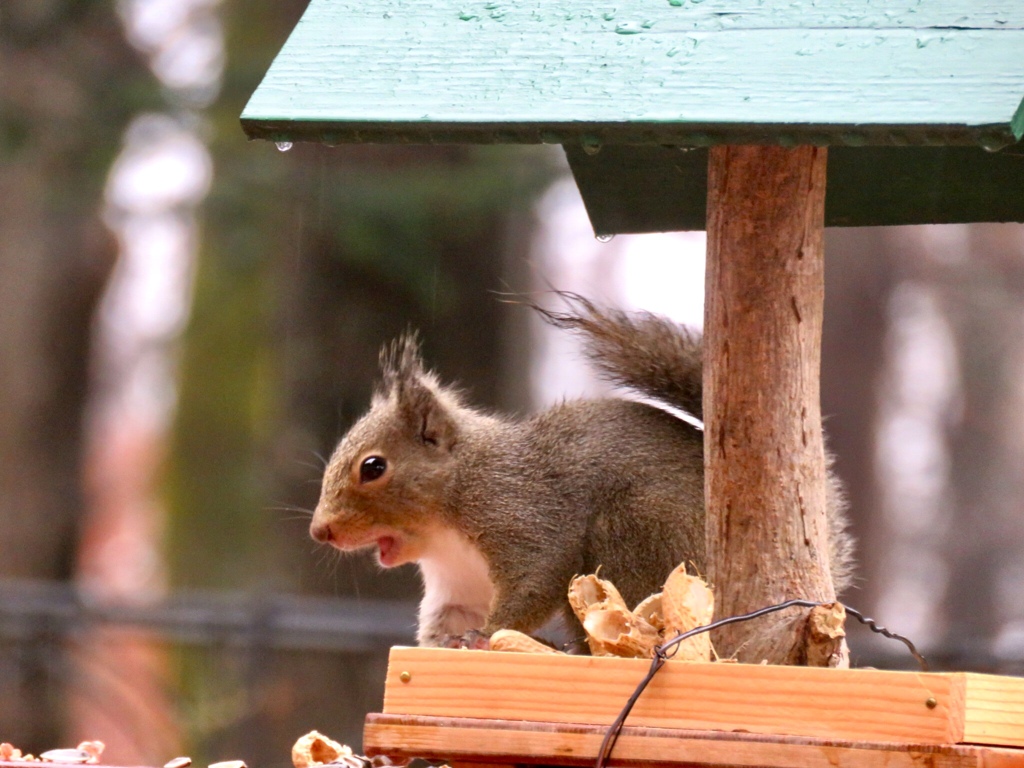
left=703, top=144, right=841, bottom=664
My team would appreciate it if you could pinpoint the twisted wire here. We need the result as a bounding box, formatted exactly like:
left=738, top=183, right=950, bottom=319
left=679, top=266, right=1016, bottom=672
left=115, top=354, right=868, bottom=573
left=594, top=599, right=927, bottom=768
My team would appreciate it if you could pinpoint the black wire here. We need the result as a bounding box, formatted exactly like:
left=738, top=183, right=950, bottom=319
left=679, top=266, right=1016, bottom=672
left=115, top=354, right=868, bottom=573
left=658, top=599, right=827, bottom=660
left=844, top=605, right=928, bottom=672
left=593, top=599, right=926, bottom=768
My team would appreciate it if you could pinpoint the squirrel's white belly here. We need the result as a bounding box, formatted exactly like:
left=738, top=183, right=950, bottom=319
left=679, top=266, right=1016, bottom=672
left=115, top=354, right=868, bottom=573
left=416, top=526, right=494, bottom=643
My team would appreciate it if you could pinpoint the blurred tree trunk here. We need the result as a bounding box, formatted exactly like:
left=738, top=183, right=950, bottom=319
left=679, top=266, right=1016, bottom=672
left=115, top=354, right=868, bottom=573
left=0, top=2, right=153, bottom=751
left=937, top=225, right=1024, bottom=661
left=821, top=228, right=898, bottom=611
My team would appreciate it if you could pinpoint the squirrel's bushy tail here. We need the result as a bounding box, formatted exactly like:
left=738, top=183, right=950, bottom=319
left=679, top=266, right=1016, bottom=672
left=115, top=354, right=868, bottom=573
left=534, top=293, right=703, bottom=419
left=536, top=292, right=856, bottom=593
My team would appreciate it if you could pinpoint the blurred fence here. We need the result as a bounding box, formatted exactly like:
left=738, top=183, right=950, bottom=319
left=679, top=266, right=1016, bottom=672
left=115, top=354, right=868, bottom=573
left=0, top=579, right=417, bottom=653
left=0, top=578, right=418, bottom=766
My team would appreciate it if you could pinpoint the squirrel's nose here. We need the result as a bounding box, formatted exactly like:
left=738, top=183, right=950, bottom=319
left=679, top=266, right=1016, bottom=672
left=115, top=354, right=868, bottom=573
left=310, top=520, right=334, bottom=543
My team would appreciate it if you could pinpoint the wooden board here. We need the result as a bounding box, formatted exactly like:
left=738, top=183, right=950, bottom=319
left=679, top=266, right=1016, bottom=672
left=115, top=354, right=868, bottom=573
left=364, top=715, right=1024, bottom=768
left=381, top=648, right=1024, bottom=748
left=964, top=674, right=1024, bottom=747
left=242, top=0, right=1024, bottom=149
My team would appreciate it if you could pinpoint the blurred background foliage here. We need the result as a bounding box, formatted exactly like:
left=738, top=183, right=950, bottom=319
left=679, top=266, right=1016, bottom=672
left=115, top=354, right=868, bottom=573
left=2, top=2, right=1024, bottom=767
left=1, top=0, right=555, bottom=761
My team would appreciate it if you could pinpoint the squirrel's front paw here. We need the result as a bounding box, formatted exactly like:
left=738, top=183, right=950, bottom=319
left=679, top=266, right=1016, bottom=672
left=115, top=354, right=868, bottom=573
left=440, top=629, right=491, bottom=650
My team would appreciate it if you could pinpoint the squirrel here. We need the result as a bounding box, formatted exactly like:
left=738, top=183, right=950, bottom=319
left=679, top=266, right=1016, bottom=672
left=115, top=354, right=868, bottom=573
left=310, top=295, right=854, bottom=647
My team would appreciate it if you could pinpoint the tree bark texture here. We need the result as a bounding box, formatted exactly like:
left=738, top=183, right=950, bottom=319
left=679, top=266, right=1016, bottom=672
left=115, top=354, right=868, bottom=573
left=704, top=145, right=838, bottom=663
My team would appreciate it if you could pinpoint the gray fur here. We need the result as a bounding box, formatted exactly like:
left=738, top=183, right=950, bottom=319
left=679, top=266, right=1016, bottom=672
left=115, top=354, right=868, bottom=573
left=311, top=298, right=854, bottom=646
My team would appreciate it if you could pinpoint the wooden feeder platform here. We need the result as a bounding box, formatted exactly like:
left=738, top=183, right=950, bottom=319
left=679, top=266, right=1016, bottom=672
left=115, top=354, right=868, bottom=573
left=364, top=648, right=1024, bottom=768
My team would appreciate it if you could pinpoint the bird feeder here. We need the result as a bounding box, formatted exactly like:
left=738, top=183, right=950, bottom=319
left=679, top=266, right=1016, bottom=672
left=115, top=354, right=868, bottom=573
left=242, top=2, right=1024, bottom=764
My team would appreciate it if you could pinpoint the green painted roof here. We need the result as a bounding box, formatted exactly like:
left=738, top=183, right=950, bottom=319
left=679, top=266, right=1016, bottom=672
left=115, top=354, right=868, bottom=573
left=242, top=0, right=1024, bottom=149
left=241, top=0, right=1024, bottom=229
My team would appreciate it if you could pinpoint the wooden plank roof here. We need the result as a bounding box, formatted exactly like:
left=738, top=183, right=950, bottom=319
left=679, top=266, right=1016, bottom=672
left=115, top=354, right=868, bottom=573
left=241, top=0, right=1024, bottom=149
left=241, top=0, right=1024, bottom=230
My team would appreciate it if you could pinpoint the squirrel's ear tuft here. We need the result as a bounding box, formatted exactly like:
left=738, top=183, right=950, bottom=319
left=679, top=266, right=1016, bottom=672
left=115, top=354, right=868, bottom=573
left=379, top=331, right=424, bottom=398
left=378, top=332, right=458, bottom=449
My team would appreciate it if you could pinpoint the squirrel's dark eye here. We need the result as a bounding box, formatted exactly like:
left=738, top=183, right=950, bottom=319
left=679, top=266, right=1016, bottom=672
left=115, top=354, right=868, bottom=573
left=359, top=456, right=388, bottom=483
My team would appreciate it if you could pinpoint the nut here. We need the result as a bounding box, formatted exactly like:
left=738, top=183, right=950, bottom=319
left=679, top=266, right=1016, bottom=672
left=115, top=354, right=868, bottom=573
left=292, top=731, right=352, bottom=768
left=490, top=629, right=562, bottom=654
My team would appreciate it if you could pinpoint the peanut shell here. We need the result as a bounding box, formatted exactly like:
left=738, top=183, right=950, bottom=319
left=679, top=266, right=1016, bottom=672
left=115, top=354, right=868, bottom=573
left=582, top=603, right=660, bottom=658
left=490, top=629, right=562, bottom=654
left=567, top=574, right=628, bottom=623
left=291, top=731, right=352, bottom=768
left=661, top=564, right=714, bottom=661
